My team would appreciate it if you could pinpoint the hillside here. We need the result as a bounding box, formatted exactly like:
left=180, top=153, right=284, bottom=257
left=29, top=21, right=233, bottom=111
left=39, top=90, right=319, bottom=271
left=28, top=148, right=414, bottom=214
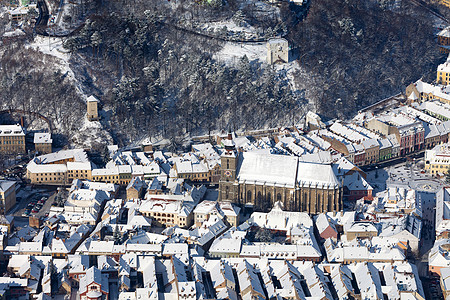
left=0, top=0, right=445, bottom=147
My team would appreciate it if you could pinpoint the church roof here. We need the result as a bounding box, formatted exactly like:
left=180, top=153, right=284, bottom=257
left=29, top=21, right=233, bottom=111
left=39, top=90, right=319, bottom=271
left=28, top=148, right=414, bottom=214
left=297, top=162, right=340, bottom=188
left=236, top=152, right=298, bottom=188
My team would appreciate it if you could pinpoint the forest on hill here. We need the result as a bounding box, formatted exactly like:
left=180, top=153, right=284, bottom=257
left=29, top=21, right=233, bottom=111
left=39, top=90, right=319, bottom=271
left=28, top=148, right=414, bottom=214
left=0, top=0, right=444, bottom=146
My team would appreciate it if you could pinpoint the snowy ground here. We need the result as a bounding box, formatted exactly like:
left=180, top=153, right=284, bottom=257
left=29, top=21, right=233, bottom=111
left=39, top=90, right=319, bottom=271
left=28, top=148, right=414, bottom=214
left=213, top=41, right=267, bottom=65
left=365, top=160, right=444, bottom=196
left=27, top=35, right=70, bottom=61
left=71, top=117, right=113, bottom=149
left=201, top=19, right=258, bottom=34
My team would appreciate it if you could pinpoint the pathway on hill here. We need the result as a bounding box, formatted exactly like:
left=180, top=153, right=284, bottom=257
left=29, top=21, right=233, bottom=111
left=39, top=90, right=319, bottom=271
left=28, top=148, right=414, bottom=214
left=408, top=0, right=449, bottom=24
left=0, top=109, right=54, bottom=133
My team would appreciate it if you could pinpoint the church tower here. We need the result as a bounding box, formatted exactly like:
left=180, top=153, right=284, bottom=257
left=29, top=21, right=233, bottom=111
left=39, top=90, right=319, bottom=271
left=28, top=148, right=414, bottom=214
left=219, top=132, right=238, bottom=202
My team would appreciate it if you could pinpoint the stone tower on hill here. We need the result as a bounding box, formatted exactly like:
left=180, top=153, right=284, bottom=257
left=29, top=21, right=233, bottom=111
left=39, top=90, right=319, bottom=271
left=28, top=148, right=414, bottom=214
left=87, top=95, right=99, bottom=121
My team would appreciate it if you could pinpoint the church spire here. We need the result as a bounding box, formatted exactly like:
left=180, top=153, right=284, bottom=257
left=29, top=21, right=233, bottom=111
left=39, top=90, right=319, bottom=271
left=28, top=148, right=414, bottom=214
left=222, top=130, right=236, bottom=157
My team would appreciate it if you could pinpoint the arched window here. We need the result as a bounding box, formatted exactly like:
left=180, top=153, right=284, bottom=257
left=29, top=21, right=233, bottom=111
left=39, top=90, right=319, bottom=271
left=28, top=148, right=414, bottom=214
left=277, top=193, right=282, bottom=202
left=267, top=193, right=271, bottom=204
left=257, top=192, right=262, bottom=201
left=227, top=159, right=229, bottom=169
left=225, top=186, right=229, bottom=199
left=247, top=191, right=252, bottom=202
left=317, top=194, right=321, bottom=211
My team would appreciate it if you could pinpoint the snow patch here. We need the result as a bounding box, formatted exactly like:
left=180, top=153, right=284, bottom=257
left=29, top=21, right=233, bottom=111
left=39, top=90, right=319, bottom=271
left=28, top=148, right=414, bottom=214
left=213, top=41, right=266, bottom=65
left=71, top=117, right=113, bottom=148
left=27, top=36, right=69, bottom=61
left=201, top=19, right=257, bottom=34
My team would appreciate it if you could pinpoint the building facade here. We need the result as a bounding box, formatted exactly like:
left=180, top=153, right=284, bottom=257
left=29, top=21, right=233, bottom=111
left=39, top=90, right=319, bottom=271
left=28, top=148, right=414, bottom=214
left=0, top=181, right=16, bottom=213
left=0, top=124, right=25, bottom=155
left=425, top=143, right=450, bottom=175
left=438, top=57, right=450, bottom=85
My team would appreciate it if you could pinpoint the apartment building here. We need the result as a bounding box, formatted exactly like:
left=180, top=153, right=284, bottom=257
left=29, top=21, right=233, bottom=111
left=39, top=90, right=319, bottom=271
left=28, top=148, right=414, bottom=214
left=26, top=149, right=89, bottom=185
left=139, top=197, right=195, bottom=228
left=0, top=124, right=25, bottom=154
left=425, top=143, right=450, bottom=175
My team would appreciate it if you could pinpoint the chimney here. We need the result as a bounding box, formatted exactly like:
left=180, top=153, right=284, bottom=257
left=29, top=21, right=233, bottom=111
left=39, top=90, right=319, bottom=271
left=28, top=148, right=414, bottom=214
left=20, top=116, right=24, bottom=128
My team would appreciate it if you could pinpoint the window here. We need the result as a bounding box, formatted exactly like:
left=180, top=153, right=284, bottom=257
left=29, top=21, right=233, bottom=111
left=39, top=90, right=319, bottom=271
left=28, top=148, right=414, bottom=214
left=277, top=193, right=282, bottom=202
left=247, top=191, right=252, bottom=202
left=227, top=159, right=229, bottom=169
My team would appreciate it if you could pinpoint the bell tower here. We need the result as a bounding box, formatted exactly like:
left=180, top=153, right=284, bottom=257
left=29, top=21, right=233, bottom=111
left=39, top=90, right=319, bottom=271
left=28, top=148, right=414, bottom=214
left=219, top=132, right=238, bottom=202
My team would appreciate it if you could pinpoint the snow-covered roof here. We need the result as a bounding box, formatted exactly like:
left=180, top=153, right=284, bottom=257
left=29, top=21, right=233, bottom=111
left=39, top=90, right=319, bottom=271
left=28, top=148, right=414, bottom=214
left=0, top=180, right=15, bottom=193
left=0, top=124, right=24, bottom=136
left=297, top=162, right=340, bottom=188
left=87, top=95, right=99, bottom=103
left=343, top=172, right=372, bottom=191
left=33, top=133, right=52, bottom=144
left=439, top=26, right=450, bottom=38
left=237, top=152, right=298, bottom=188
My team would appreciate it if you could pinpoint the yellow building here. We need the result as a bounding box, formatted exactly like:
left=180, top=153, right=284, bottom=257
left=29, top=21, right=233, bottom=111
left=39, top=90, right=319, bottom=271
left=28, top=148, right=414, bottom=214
left=438, top=56, right=450, bottom=85
left=425, top=143, right=450, bottom=175
left=345, top=222, right=378, bottom=240
left=91, top=168, right=120, bottom=184
left=173, top=160, right=211, bottom=182
left=26, top=149, right=90, bottom=185
left=126, top=177, right=146, bottom=200
left=0, top=181, right=16, bottom=213
left=0, top=124, right=25, bottom=155
left=67, top=162, right=92, bottom=181
left=139, top=197, right=194, bottom=228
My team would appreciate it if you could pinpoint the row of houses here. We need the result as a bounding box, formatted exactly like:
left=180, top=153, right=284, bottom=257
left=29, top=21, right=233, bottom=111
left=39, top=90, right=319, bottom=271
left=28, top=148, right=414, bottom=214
left=1, top=252, right=425, bottom=300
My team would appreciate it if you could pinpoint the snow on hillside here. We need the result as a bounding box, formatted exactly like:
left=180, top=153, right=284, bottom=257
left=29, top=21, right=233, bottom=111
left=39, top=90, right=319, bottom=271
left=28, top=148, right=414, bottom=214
left=27, top=36, right=69, bottom=61
left=71, top=117, right=113, bottom=149
left=26, top=36, right=113, bottom=146
left=27, top=36, right=92, bottom=105
left=213, top=42, right=266, bottom=65
left=214, top=40, right=315, bottom=112
left=275, top=60, right=315, bottom=113
left=201, top=19, right=258, bottom=35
